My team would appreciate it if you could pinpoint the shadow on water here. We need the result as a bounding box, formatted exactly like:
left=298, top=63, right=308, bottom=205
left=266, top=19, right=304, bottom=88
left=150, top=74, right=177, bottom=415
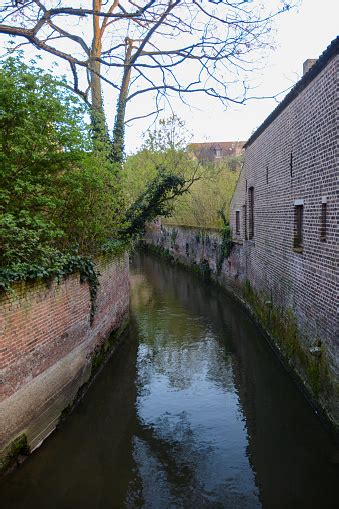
left=1, top=251, right=338, bottom=508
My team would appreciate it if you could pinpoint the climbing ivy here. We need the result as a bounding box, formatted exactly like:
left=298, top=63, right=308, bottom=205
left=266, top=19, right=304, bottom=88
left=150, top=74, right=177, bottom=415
left=0, top=56, right=126, bottom=280
left=122, top=170, right=186, bottom=236
left=216, top=209, right=233, bottom=274
left=0, top=246, right=128, bottom=324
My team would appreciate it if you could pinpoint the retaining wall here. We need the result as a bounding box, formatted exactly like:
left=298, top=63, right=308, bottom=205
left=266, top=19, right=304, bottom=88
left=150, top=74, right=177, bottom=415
left=0, top=253, right=129, bottom=465
left=144, top=223, right=339, bottom=431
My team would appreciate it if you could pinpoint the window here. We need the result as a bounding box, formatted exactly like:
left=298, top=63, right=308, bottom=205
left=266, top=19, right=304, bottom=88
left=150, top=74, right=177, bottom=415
left=235, top=211, right=240, bottom=235
left=248, top=187, right=254, bottom=239
left=242, top=204, right=247, bottom=240
left=214, top=146, right=221, bottom=158
left=266, top=166, right=269, bottom=184
left=294, top=204, right=304, bottom=250
left=290, top=152, right=293, bottom=177
left=320, top=201, right=327, bottom=241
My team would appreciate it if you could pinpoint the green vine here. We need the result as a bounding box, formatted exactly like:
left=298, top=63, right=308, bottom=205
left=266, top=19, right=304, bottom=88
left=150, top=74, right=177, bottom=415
left=0, top=255, right=99, bottom=324
left=0, top=240, right=128, bottom=325
left=170, top=228, right=178, bottom=246
left=216, top=209, right=233, bottom=274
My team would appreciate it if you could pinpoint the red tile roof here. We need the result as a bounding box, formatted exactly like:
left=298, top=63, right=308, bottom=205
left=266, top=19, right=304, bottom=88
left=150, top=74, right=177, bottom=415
left=188, top=141, right=245, bottom=162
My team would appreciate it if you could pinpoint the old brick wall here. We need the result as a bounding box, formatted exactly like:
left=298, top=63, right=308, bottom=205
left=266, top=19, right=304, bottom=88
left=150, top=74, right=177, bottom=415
left=145, top=216, right=338, bottom=428
left=144, top=223, right=243, bottom=291
left=144, top=46, right=338, bottom=429
left=0, top=253, right=129, bottom=459
left=229, top=53, right=338, bottom=424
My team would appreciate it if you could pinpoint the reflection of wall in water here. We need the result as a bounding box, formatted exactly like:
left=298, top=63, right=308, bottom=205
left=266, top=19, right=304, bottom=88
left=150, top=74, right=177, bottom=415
left=135, top=251, right=339, bottom=508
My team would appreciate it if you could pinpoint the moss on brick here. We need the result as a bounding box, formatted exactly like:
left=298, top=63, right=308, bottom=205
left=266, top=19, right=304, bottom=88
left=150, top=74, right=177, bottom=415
left=0, top=434, right=30, bottom=475
left=58, top=315, right=129, bottom=430
left=242, top=279, right=334, bottom=407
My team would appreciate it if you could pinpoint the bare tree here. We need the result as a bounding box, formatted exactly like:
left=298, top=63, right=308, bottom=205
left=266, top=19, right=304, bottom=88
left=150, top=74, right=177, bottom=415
left=0, top=1, right=294, bottom=162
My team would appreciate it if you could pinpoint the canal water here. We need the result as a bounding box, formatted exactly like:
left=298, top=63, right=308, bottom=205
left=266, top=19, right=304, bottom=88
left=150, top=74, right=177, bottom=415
left=1, top=252, right=338, bottom=508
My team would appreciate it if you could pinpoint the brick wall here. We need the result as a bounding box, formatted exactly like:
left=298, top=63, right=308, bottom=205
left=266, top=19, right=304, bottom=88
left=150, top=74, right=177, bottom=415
left=0, top=253, right=129, bottom=459
left=229, top=53, right=338, bottom=424
left=145, top=215, right=338, bottom=429
left=144, top=43, right=338, bottom=430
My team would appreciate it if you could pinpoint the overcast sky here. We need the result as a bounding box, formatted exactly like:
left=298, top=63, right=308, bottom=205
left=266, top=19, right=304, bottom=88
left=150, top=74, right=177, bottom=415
left=1, top=1, right=338, bottom=153
left=124, top=0, right=338, bottom=152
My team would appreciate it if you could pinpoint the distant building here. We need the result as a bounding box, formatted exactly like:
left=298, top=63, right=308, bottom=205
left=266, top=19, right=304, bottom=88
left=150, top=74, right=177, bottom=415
left=230, top=37, right=338, bottom=424
left=188, top=141, right=245, bottom=167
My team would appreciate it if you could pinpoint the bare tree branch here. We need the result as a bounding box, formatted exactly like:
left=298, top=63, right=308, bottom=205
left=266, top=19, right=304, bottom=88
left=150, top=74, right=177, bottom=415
left=0, top=0, right=297, bottom=158
left=125, top=107, right=163, bottom=125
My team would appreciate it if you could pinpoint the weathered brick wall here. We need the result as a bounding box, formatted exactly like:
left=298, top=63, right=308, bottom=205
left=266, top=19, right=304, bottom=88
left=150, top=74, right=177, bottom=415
left=229, top=53, right=338, bottom=424
left=145, top=216, right=338, bottom=428
left=144, top=47, right=338, bottom=429
left=144, top=223, right=243, bottom=292
left=0, top=253, right=129, bottom=459
left=145, top=223, right=223, bottom=270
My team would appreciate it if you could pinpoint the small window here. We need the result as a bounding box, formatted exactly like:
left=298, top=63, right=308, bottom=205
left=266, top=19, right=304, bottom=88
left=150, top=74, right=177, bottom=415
left=248, top=187, right=254, bottom=239
left=320, top=202, right=327, bottom=241
left=242, top=204, right=247, bottom=240
left=294, top=204, right=303, bottom=250
left=215, top=146, right=221, bottom=158
left=266, top=166, right=269, bottom=184
left=290, top=152, right=293, bottom=177
left=235, top=211, right=240, bottom=235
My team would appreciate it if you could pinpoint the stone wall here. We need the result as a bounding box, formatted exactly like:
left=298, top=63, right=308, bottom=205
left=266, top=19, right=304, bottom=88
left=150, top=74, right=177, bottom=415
left=0, top=253, right=129, bottom=463
left=144, top=223, right=244, bottom=290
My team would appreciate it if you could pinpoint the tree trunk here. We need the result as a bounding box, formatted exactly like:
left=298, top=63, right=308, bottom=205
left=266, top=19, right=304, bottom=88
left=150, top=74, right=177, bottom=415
left=111, top=39, right=133, bottom=166
left=89, top=0, right=109, bottom=146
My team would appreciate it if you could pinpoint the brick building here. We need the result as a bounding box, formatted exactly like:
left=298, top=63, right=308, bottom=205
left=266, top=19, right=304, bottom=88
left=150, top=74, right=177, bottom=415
left=230, top=37, right=338, bottom=423
left=188, top=141, right=245, bottom=167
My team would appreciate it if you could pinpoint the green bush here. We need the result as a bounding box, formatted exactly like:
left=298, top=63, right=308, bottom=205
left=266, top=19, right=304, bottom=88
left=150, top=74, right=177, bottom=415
left=123, top=116, right=240, bottom=230
left=0, top=56, right=125, bottom=288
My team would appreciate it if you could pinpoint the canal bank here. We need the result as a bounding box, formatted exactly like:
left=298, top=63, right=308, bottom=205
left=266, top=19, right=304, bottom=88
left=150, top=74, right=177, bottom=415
left=143, top=223, right=339, bottom=435
left=0, top=253, right=129, bottom=472
left=1, top=251, right=338, bottom=508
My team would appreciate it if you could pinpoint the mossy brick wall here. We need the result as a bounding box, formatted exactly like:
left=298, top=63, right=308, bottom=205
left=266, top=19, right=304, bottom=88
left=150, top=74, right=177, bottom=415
left=0, top=253, right=129, bottom=460
left=144, top=224, right=223, bottom=270
left=229, top=54, right=338, bottom=426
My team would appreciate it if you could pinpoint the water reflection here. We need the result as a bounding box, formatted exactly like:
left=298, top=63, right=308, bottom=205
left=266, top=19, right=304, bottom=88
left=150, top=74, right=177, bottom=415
left=1, top=251, right=338, bottom=508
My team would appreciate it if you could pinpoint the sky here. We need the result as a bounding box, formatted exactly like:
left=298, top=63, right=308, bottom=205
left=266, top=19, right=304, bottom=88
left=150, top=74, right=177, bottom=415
left=124, top=0, right=339, bottom=151
left=1, top=1, right=338, bottom=153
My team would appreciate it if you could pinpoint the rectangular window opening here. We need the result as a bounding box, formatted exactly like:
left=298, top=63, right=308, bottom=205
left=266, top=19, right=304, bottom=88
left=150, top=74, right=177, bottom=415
left=235, top=210, right=240, bottom=235
left=290, top=152, right=293, bottom=177
left=248, top=187, right=254, bottom=239
left=320, top=203, right=327, bottom=241
left=242, top=204, right=247, bottom=240
left=294, top=204, right=303, bottom=250
left=266, top=166, right=269, bottom=184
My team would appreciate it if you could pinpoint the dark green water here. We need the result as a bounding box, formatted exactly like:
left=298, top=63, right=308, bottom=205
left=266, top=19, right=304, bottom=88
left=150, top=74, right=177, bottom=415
left=1, top=252, right=338, bottom=508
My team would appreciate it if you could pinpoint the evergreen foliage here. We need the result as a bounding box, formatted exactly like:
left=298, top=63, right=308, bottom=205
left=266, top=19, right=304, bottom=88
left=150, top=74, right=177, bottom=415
left=0, top=56, right=125, bottom=289
left=123, top=170, right=186, bottom=236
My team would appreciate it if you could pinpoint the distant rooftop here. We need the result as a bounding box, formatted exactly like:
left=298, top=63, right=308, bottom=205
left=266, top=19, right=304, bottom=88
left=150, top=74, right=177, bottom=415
left=245, top=36, right=339, bottom=149
left=189, top=141, right=245, bottom=163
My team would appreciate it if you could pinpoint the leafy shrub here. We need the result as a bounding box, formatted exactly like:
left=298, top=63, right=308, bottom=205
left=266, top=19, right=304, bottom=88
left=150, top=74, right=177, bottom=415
left=123, top=116, right=239, bottom=229
left=0, top=56, right=125, bottom=288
